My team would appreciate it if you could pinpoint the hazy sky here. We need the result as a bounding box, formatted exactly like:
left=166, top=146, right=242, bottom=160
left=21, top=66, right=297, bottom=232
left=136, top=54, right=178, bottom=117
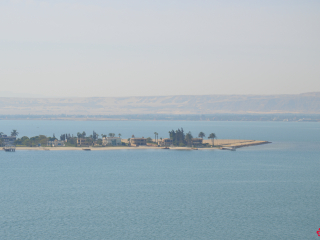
left=0, top=0, right=319, bottom=97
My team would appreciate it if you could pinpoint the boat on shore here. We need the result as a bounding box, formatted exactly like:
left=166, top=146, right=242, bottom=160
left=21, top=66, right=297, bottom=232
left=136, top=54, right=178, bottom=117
left=3, top=146, right=16, bottom=152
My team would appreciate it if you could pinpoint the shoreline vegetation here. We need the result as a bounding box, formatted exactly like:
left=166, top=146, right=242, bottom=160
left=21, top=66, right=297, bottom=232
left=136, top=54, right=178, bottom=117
left=1, top=128, right=271, bottom=151
left=12, top=141, right=270, bottom=151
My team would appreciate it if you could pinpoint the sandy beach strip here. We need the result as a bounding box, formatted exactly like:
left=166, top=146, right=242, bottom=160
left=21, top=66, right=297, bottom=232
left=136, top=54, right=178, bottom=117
left=11, top=140, right=270, bottom=151
left=13, top=146, right=218, bottom=151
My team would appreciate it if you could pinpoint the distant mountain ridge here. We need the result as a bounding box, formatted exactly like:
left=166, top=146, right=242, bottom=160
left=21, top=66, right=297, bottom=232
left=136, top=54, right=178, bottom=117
left=1, top=92, right=320, bottom=115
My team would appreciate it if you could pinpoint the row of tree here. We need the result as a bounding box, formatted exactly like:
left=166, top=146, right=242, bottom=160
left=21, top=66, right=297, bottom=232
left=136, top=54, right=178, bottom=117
left=75, top=132, right=121, bottom=140
left=8, top=130, right=124, bottom=147
left=15, top=135, right=57, bottom=147
left=168, top=128, right=216, bottom=146
left=3, top=128, right=217, bottom=147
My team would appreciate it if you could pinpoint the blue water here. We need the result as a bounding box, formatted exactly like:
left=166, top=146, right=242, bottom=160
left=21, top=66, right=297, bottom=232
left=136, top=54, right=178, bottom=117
left=0, top=121, right=319, bottom=239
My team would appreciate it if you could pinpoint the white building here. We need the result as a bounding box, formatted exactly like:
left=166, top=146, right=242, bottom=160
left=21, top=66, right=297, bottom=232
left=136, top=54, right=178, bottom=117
left=102, top=137, right=122, bottom=146
left=0, top=135, right=16, bottom=146
left=47, top=140, right=65, bottom=147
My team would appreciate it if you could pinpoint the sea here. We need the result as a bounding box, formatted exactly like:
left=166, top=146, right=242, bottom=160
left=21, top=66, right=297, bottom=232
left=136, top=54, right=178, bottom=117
left=0, top=120, right=319, bottom=239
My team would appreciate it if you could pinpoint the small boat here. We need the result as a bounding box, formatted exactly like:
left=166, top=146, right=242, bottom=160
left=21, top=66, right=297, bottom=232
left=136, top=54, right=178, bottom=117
left=162, top=147, right=170, bottom=149
left=191, top=147, right=198, bottom=150
left=220, top=146, right=236, bottom=151
left=82, top=148, right=91, bottom=151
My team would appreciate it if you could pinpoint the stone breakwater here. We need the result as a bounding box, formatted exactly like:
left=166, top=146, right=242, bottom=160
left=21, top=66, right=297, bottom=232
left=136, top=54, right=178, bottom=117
left=203, top=139, right=271, bottom=149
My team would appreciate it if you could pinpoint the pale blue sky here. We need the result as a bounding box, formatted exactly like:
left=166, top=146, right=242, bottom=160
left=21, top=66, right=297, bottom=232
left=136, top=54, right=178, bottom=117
left=0, top=0, right=319, bottom=97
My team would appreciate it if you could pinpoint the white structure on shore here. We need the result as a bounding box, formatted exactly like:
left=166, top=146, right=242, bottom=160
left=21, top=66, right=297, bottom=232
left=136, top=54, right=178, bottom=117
left=102, top=137, right=122, bottom=146
left=47, top=140, right=65, bottom=147
left=159, top=138, right=173, bottom=147
left=0, top=135, right=16, bottom=146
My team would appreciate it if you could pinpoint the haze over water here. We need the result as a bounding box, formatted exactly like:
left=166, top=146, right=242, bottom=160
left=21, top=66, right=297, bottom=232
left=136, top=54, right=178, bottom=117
left=0, top=121, right=319, bottom=239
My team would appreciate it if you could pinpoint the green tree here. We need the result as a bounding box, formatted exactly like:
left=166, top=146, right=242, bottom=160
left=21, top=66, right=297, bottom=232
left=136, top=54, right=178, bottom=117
left=11, top=129, right=19, bottom=137
left=198, top=132, right=205, bottom=139
left=93, top=131, right=98, bottom=140
left=108, top=133, right=115, bottom=137
left=97, top=139, right=102, bottom=145
left=77, top=131, right=86, bottom=138
left=60, top=134, right=66, bottom=141
left=185, top=131, right=193, bottom=147
left=65, top=137, right=77, bottom=147
left=208, top=133, right=217, bottom=146
left=169, top=128, right=186, bottom=146
left=118, top=133, right=122, bottom=138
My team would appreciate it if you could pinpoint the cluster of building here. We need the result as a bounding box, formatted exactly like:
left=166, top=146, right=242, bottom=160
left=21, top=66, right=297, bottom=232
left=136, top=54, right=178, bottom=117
left=49, top=137, right=123, bottom=147
left=129, top=137, right=203, bottom=147
left=55, top=136, right=205, bottom=147
left=1, top=134, right=204, bottom=148
left=75, top=137, right=122, bottom=147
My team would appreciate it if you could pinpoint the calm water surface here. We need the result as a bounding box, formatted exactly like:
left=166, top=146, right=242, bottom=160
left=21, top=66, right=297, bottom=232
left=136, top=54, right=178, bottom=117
left=0, top=121, right=319, bottom=239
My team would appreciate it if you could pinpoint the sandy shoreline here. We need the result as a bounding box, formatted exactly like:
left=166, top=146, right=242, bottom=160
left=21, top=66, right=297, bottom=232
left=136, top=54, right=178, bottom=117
left=13, top=146, right=219, bottom=151
left=10, top=140, right=270, bottom=151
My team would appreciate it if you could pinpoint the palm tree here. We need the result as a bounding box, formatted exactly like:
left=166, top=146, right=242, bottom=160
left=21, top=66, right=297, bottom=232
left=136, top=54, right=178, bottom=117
left=198, top=132, right=205, bottom=139
left=11, top=129, right=19, bottom=137
left=208, top=133, right=217, bottom=146
left=109, top=133, right=115, bottom=137
left=118, top=133, right=121, bottom=138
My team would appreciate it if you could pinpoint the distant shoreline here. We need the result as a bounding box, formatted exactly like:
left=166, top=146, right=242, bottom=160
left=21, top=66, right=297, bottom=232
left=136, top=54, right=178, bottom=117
left=1, top=114, right=320, bottom=122
left=0, top=93, right=320, bottom=117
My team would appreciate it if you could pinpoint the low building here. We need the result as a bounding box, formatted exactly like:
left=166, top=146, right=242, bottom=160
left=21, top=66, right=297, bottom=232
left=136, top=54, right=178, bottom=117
left=130, top=137, right=147, bottom=146
left=159, top=138, right=173, bottom=147
left=191, top=138, right=203, bottom=146
left=146, top=143, right=158, bottom=147
left=77, top=138, right=91, bottom=147
left=0, top=135, right=16, bottom=146
left=102, top=137, right=122, bottom=146
left=47, top=140, right=65, bottom=147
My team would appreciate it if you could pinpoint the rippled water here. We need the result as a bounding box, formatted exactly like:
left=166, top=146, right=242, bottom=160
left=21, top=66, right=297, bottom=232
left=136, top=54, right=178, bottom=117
left=0, top=121, right=319, bottom=239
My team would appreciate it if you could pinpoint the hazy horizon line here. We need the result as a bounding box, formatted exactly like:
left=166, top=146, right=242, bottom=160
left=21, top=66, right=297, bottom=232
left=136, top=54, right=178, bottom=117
left=0, top=91, right=319, bottom=99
